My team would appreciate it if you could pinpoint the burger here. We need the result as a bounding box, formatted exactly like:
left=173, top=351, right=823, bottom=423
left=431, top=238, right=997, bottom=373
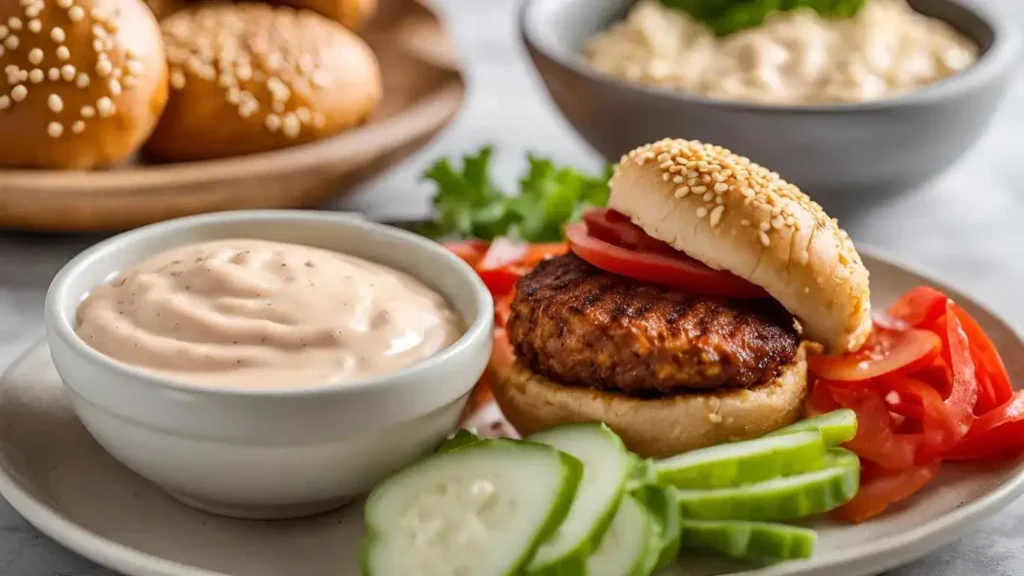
left=489, top=138, right=872, bottom=458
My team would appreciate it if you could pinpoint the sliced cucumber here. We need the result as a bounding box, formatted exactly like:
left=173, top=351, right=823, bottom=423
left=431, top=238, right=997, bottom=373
left=679, top=519, right=817, bottom=561
left=655, top=431, right=826, bottom=489
left=631, top=484, right=682, bottom=571
left=586, top=494, right=661, bottom=576
left=362, top=439, right=582, bottom=576
left=675, top=458, right=860, bottom=521
left=526, top=423, right=633, bottom=573
left=438, top=428, right=481, bottom=453
left=769, top=409, right=858, bottom=446
left=626, top=455, right=657, bottom=491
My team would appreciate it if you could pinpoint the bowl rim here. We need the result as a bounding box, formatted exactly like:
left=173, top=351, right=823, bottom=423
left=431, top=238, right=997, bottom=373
left=43, top=209, right=494, bottom=399
left=520, top=0, right=1022, bottom=114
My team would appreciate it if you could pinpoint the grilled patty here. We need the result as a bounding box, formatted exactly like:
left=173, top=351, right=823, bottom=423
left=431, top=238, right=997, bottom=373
left=506, top=254, right=800, bottom=395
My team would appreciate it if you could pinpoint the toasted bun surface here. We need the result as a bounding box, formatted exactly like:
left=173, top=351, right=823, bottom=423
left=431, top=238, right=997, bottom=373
left=143, top=4, right=382, bottom=162
left=609, top=139, right=872, bottom=354
left=490, top=343, right=808, bottom=459
left=274, top=0, right=377, bottom=29
left=0, top=0, right=168, bottom=169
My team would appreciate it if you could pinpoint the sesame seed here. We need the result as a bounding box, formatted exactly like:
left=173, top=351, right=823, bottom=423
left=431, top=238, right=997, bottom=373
left=714, top=182, right=729, bottom=193
left=759, top=231, right=771, bottom=247
left=10, top=85, right=27, bottom=101
left=265, top=113, right=281, bottom=132
left=771, top=216, right=785, bottom=230
left=50, top=27, right=65, bottom=43
left=24, top=5, right=40, bottom=19
left=28, top=68, right=43, bottom=83
left=296, top=107, right=311, bottom=125
left=169, top=69, right=185, bottom=89
left=47, top=93, right=63, bottom=112
left=696, top=206, right=708, bottom=218
left=68, top=7, right=84, bottom=21
left=8, top=17, right=22, bottom=31
left=122, top=75, right=136, bottom=88
left=96, top=96, right=114, bottom=117
left=71, top=120, right=84, bottom=134
left=47, top=121, right=62, bottom=138
left=740, top=219, right=751, bottom=227
left=47, top=67, right=59, bottom=80
left=75, top=72, right=89, bottom=88
left=702, top=191, right=714, bottom=202
left=92, top=39, right=102, bottom=52
left=95, top=59, right=112, bottom=77
left=16, top=68, right=26, bottom=82
left=4, top=35, right=19, bottom=50
left=108, top=78, right=121, bottom=96
left=60, top=64, right=75, bottom=81
left=0, top=96, right=9, bottom=109
left=56, top=0, right=72, bottom=8
left=125, top=59, right=143, bottom=76
left=28, top=47, right=42, bottom=64
left=0, top=25, right=7, bottom=39
left=674, top=186, right=690, bottom=198
left=692, top=185, right=707, bottom=194
left=661, top=173, right=670, bottom=182
left=26, top=19, right=40, bottom=33
left=709, top=205, right=725, bottom=227
left=55, top=45, right=69, bottom=60
left=282, top=113, right=300, bottom=138
left=80, top=104, right=94, bottom=118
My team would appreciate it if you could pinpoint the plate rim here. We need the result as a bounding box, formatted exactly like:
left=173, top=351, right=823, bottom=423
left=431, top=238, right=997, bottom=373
left=0, top=246, right=1022, bottom=576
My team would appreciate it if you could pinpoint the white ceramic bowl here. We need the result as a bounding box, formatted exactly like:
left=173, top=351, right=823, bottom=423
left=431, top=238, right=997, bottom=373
left=43, top=210, right=494, bottom=520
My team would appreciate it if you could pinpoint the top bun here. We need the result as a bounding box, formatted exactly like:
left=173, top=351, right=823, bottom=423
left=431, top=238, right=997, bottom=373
left=609, top=138, right=871, bottom=354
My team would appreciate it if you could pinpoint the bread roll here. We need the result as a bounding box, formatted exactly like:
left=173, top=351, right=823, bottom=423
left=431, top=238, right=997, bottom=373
left=142, top=4, right=382, bottom=162
left=273, top=0, right=376, bottom=30
left=0, top=0, right=168, bottom=169
left=609, top=138, right=872, bottom=354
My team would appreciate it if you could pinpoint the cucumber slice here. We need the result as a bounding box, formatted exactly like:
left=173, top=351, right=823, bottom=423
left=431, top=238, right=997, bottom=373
left=586, top=494, right=661, bottom=576
left=655, top=431, right=826, bottom=489
left=526, top=423, right=633, bottom=573
left=675, top=458, right=860, bottom=521
left=438, top=428, right=481, bottom=453
left=769, top=409, right=858, bottom=446
left=363, top=439, right=582, bottom=576
left=626, top=455, right=657, bottom=491
left=679, top=519, right=817, bottom=561
left=631, top=484, right=682, bottom=571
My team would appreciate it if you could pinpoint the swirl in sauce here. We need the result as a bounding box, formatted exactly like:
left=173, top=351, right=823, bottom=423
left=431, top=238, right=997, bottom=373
left=75, top=239, right=465, bottom=388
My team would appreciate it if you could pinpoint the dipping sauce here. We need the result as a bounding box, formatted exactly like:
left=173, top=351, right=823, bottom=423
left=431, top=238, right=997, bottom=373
left=584, top=0, right=979, bottom=105
left=75, top=239, right=465, bottom=388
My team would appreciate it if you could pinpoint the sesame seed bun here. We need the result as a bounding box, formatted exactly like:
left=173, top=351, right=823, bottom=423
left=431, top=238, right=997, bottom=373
left=609, top=139, right=872, bottom=354
left=0, top=0, right=168, bottom=169
left=273, top=0, right=377, bottom=30
left=489, top=340, right=809, bottom=459
left=142, top=4, right=382, bottom=163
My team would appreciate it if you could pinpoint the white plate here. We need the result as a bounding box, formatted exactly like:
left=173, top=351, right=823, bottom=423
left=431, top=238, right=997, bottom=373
left=0, top=249, right=1023, bottom=576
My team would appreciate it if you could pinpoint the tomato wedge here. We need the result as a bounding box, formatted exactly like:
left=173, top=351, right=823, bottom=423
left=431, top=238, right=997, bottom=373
left=833, top=460, right=941, bottom=524
left=826, top=385, right=919, bottom=470
left=583, top=208, right=676, bottom=254
left=945, top=391, right=1024, bottom=460
left=942, top=303, right=978, bottom=439
left=952, top=303, right=1013, bottom=413
left=888, top=286, right=948, bottom=329
left=808, top=328, right=941, bottom=382
left=565, top=223, right=768, bottom=298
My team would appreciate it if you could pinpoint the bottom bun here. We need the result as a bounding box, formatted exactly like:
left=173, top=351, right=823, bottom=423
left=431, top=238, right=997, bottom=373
left=490, top=345, right=808, bottom=459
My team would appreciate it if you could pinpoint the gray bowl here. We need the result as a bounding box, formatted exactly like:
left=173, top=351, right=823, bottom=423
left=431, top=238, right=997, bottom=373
left=521, top=0, right=1020, bottom=205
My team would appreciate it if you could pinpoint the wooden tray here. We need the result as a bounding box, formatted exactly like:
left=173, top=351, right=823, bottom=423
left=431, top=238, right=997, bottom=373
left=0, top=0, right=465, bottom=232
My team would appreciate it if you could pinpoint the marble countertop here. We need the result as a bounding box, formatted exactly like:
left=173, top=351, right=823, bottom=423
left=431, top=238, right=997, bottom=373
left=1, top=0, right=1022, bottom=574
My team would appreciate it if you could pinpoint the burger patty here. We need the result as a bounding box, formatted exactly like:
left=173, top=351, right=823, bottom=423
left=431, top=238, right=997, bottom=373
left=506, top=254, right=800, bottom=395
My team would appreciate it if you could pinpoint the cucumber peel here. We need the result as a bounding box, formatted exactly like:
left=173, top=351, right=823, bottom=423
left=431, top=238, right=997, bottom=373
left=586, top=494, right=661, bottom=576
left=655, top=430, right=826, bottom=489
left=438, top=428, right=481, bottom=453
left=626, top=455, right=657, bottom=491
left=679, top=519, right=817, bottom=561
left=631, top=484, right=682, bottom=571
left=676, top=458, right=860, bottom=521
left=526, top=423, right=633, bottom=574
left=769, top=409, right=858, bottom=446
left=362, top=439, right=583, bottom=576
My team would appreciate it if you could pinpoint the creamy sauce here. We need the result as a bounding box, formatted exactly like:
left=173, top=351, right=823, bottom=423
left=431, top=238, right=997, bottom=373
left=584, top=0, right=979, bottom=105
left=76, top=239, right=465, bottom=388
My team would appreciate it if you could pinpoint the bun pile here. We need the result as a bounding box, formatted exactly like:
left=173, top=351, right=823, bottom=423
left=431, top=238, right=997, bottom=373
left=0, top=0, right=381, bottom=170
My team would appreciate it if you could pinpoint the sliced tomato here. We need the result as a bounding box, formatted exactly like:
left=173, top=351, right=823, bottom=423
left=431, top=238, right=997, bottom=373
left=884, top=376, right=958, bottom=461
left=808, top=328, right=941, bottom=382
left=833, top=460, right=941, bottom=524
left=953, top=303, right=1013, bottom=413
left=444, top=239, right=489, bottom=268
left=945, top=391, right=1024, bottom=460
left=583, top=208, right=676, bottom=254
left=805, top=380, right=842, bottom=417
left=826, top=384, right=919, bottom=470
left=888, top=286, right=948, bottom=328
left=942, top=303, right=978, bottom=440
left=494, top=290, right=514, bottom=328
left=565, top=223, right=768, bottom=298
left=476, top=240, right=567, bottom=297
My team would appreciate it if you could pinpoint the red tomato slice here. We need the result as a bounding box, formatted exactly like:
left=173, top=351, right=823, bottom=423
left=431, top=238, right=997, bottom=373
left=808, top=328, right=941, bottom=382
left=494, top=291, right=514, bottom=328
left=833, top=460, right=941, bottom=524
left=888, top=286, right=948, bottom=328
left=945, top=391, right=1024, bottom=460
left=826, top=384, right=919, bottom=470
left=565, top=223, right=768, bottom=298
left=943, top=302, right=978, bottom=439
left=444, top=239, right=489, bottom=268
left=583, top=208, right=676, bottom=254
left=478, top=237, right=528, bottom=271
left=884, top=376, right=958, bottom=461
left=475, top=240, right=567, bottom=297
left=953, top=303, right=1013, bottom=413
